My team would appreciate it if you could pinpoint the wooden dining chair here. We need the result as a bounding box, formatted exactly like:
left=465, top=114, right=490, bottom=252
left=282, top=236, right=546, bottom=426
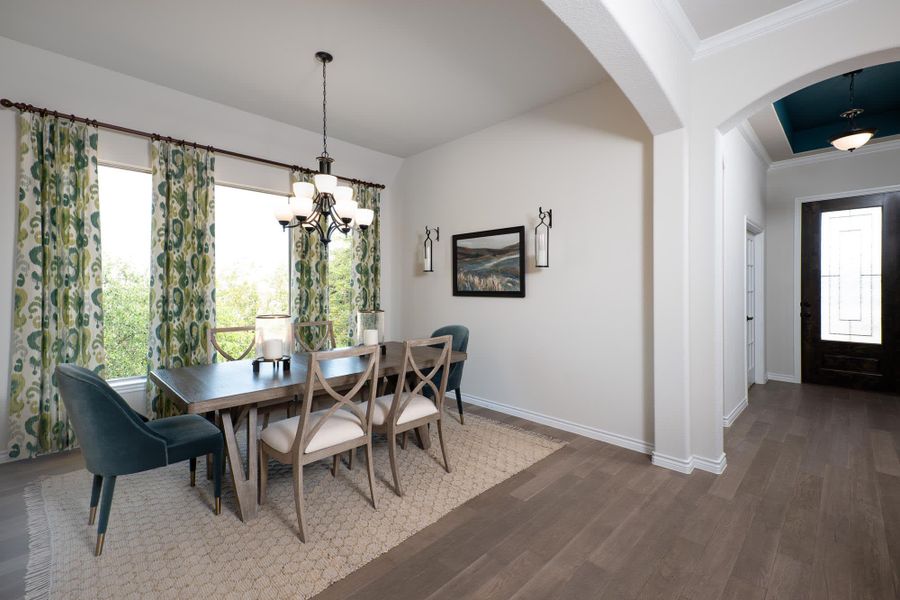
left=366, top=336, right=452, bottom=497
left=209, top=325, right=256, bottom=361
left=258, top=345, right=380, bottom=542
left=294, top=320, right=337, bottom=352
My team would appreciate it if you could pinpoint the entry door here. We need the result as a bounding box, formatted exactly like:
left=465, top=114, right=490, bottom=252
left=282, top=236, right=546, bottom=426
left=746, top=233, right=756, bottom=387
left=801, top=192, right=900, bottom=392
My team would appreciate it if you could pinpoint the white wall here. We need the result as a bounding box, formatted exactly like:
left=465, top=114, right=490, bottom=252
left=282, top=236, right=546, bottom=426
left=393, top=81, right=654, bottom=451
left=765, top=144, right=900, bottom=381
left=0, top=36, right=403, bottom=456
left=721, top=128, right=767, bottom=425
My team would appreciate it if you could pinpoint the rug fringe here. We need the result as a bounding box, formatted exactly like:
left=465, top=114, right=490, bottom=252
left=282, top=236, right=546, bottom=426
left=23, top=482, right=52, bottom=600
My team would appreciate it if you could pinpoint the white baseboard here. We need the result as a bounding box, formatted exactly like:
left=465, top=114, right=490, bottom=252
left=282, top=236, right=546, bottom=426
left=461, top=393, right=653, bottom=455
left=652, top=451, right=728, bottom=475
left=723, top=395, right=748, bottom=427
left=694, top=453, right=728, bottom=474
left=0, top=451, right=8, bottom=464
left=461, top=393, right=728, bottom=475
left=651, top=452, right=694, bottom=474
left=767, top=372, right=800, bottom=384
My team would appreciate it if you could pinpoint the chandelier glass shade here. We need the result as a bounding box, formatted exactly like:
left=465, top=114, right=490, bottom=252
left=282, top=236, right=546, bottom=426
left=276, top=51, right=374, bottom=244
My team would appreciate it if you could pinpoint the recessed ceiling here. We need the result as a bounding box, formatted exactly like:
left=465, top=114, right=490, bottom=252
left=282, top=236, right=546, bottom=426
left=676, top=0, right=805, bottom=39
left=746, top=61, right=900, bottom=161
left=774, top=62, right=900, bottom=153
left=0, top=0, right=607, bottom=157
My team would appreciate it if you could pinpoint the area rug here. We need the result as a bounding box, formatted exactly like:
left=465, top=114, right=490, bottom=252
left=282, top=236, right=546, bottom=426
left=24, top=412, right=563, bottom=599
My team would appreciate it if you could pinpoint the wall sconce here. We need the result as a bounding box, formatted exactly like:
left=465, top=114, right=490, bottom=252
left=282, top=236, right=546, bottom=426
left=424, top=226, right=439, bottom=272
left=535, top=207, right=552, bottom=268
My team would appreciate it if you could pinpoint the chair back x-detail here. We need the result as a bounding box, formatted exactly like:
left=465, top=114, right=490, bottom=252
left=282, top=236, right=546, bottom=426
left=259, top=345, right=380, bottom=542
left=294, top=320, right=337, bottom=352
left=209, top=326, right=255, bottom=362
left=371, top=336, right=453, bottom=496
left=56, top=364, right=223, bottom=556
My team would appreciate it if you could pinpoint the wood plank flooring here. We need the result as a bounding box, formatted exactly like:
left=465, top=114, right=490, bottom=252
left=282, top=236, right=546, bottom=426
left=1, top=381, right=898, bottom=599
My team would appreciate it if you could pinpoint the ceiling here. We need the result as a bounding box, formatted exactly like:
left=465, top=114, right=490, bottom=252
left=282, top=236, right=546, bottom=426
left=747, top=61, right=900, bottom=162
left=0, top=0, right=607, bottom=157
left=676, top=0, right=805, bottom=39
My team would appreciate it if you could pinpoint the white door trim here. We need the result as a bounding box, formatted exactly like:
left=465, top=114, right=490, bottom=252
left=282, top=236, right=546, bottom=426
left=745, top=218, right=765, bottom=392
left=792, top=183, right=900, bottom=384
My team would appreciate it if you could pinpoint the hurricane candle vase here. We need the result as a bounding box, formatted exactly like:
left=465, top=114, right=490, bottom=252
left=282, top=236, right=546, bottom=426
left=356, top=310, right=385, bottom=351
left=253, top=314, right=292, bottom=372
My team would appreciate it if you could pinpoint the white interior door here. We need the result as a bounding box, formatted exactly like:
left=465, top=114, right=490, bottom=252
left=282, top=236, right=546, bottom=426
left=746, top=232, right=756, bottom=387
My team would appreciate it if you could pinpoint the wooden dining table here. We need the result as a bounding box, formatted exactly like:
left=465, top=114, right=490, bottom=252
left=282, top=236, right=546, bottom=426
left=149, top=341, right=467, bottom=522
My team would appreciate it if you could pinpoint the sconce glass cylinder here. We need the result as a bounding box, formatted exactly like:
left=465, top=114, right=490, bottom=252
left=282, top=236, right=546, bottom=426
left=356, top=309, right=385, bottom=346
left=424, top=226, right=439, bottom=273
left=255, top=314, right=292, bottom=360
left=535, top=207, right=552, bottom=268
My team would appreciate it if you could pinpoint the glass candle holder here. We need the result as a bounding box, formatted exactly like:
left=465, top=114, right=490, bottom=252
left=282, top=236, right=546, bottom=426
left=356, top=309, right=385, bottom=346
left=255, top=314, right=292, bottom=360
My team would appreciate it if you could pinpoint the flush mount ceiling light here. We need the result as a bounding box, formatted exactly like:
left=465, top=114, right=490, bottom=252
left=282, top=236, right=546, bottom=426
left=828, top=70, right=878, bottom=152
left=276, top=51, right=374, bottom=244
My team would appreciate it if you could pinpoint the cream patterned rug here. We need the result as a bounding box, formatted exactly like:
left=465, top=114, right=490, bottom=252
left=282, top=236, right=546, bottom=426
left=25, top=412, right=563, bottom=599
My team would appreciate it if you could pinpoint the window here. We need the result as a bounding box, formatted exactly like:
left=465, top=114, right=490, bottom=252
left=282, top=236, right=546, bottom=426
left=820, top=207, right=882, bottom=344
left=328, top=233, right=353, bottom=347
left=99, top=166, right=152, bottom=379
left=99, top=172, right=350, bottom=374
left=214, top=185, right=290, bottom=358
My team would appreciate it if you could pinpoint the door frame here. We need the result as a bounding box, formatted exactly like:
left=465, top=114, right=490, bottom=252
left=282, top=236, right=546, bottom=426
left=745, top=218, right=765, bottom=390
left=792, top=183, right=900, bottom=383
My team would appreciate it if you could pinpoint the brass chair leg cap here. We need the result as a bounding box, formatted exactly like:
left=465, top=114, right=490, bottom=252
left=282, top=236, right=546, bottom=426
left=88, top=506, right=97, bottom=525
left=94, top=533, right=105, bottom=557
left=190, top=471, right=196, bottom=487
left=214, top=497, right=221, bottom=515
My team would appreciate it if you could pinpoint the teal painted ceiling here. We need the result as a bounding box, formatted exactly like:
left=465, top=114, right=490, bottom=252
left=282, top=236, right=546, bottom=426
left=774, top=61, right=900, bottom=154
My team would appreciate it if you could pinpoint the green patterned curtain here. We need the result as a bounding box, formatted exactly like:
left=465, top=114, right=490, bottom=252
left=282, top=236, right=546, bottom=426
left=349, top=183, right=381, bottom=343
left=146, top=141, right=215, bottom=418
left=289, top=171, right=329, bottom=350
left=7, top=113, right=104, bottom=459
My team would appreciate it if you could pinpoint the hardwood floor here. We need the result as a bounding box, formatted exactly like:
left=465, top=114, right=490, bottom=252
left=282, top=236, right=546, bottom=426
left=1, top=381, right=898, bottom=599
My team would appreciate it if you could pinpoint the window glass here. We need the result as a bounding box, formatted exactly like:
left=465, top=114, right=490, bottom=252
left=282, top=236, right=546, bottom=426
left=99, top=166, right=152, bottom=379
left=214, top=185, right=290, bottom=359
left=328, top=233, right=352, bottom=347
left=820, top=206, right=882, bottom=344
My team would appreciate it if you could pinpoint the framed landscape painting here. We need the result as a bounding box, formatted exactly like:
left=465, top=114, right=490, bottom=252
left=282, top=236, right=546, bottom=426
left=452, top=226, right=526, bottom=298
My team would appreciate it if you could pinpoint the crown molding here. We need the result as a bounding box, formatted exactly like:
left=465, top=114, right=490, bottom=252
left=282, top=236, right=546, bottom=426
left=655, top=0, right=853, bottom=60
left=737, top=121, right=772, bottom=166
left=769, top=137, right=900, bottom=171
left=652, top=0, right=700, bottom=55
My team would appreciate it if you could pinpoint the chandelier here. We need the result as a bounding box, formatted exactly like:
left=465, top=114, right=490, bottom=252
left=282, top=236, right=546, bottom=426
left=276, top=51, right=374, bottom=244
left=828, top=70, right=878, bottom=152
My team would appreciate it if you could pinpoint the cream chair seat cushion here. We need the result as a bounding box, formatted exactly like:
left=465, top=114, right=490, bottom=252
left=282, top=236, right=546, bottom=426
left=260, top=409, right=365, bottom=454
left=360, top=393, right=438, bottom=426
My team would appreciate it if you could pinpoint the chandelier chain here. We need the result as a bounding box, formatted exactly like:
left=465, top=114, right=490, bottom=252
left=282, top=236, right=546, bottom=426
left=322, top=58, right=328, bottom=158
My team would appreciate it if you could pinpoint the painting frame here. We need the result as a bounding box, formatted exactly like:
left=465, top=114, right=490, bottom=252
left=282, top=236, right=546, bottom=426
left=452, top=226, right=526, bottom=298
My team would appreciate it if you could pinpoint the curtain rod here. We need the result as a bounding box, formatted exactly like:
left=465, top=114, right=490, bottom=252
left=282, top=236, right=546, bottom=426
left=0, top=98, right=386, bottom=190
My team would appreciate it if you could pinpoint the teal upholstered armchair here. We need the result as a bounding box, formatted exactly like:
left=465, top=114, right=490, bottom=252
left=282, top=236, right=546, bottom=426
left=426, top=325, right=470, bottom=424
left=56, top=364, right=223, bottom=556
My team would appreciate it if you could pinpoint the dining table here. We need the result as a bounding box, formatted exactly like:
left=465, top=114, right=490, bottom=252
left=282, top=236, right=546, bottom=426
left=149, top=341, right=467, bottom=522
